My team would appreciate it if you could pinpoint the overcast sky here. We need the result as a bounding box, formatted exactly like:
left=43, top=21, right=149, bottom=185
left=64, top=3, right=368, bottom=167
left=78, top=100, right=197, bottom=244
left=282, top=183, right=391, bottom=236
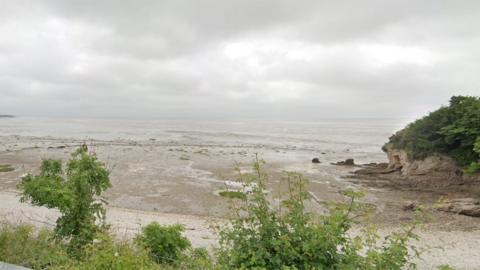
left=0, top=1, right=479, bottom=120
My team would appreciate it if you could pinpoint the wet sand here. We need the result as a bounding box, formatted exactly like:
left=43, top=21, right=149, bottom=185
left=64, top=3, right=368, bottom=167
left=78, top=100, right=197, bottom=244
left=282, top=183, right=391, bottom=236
left=0, top=135, right=359, bottom=216
left=1, top=135, right=480, bottom=269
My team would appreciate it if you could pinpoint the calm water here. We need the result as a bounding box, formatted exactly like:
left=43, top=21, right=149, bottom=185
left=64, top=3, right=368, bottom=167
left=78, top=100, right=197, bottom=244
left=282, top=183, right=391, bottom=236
left=0, top=117, right=410, bottom=155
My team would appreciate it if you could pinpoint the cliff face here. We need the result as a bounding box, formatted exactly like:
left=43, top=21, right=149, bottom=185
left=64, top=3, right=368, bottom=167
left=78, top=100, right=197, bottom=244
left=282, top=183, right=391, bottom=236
left=385, top=144, right=468, bottom=185
left=352, top=145, right=478, bottom=189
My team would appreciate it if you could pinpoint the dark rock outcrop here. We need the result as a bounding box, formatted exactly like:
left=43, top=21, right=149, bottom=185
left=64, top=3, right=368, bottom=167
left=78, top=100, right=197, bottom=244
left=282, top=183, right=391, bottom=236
left=436, top=198, right=480, bottom=217
left=332, top=159, right=355, bottom=166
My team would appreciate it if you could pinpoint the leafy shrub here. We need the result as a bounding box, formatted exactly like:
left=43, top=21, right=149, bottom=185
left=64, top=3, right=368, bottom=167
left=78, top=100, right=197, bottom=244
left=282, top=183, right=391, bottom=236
left=466, top=138, right=480, bottom=173
left=386, top=96, right=480, bottom=168
left=0, top=223, right=71, bottom=269
left=71, top=233, right=159, bottom=270
left=18, top=147, right=112, bottom=255
left=215, top=159, right=419, bottom=269
left=135, top=222, right=191, bottom=265
left=170, top=247, right=213, bottom=270
left=0, top=223, right=212, bottom=270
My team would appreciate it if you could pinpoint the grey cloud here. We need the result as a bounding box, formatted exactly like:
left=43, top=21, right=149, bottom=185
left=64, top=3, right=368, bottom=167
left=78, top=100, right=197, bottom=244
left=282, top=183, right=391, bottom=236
left=0, top=0, right=479, bottom=120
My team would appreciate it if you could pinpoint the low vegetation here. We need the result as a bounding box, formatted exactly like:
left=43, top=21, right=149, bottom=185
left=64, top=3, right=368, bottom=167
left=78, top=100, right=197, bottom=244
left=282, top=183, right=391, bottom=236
left=0, top=223, right=208, bottom=270
left=218, top=190, right=246, bottom=200
left=1, top=148, right=422, bottom=269
left=135, top=222, right=191, bottom=264
left=385, top=96, right=480, bottom=172
left=0, top=164, right=14, bottom=172
left=214, top=159, right=420, bottom=269
left=179, top=154, right=190, bottom=161
left=0, top=224, right=70, bottom=269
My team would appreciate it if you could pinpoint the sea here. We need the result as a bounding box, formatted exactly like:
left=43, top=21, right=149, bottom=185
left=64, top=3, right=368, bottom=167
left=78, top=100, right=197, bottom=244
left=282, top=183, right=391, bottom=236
left=0, top=117, right=410, bottom=158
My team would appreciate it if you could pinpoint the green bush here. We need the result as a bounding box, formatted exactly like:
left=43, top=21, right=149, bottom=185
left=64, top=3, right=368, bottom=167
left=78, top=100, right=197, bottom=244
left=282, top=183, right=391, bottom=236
left=215, top=159, right=419, bottom=269
left=18, top=147, right=112, bottom=255
left=135, top=222, right=191, bottom=265
left=0, top=223, right=71, bottom=269
left=466, top=138, right=480, bottom=173
left=170, top=247, right=213, bottom=270
left=386, top=96, right=480, bottom=169
left=70, top=233, right=160, bottom=270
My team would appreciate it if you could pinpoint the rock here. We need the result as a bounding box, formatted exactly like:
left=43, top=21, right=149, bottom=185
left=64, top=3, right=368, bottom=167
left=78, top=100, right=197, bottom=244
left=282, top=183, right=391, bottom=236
left=344, top=158, right=354, bottom=165
left=385, top=144, right=459, bottom=177
left=382, top=144, right=478, bottom=187
left=312, top=158, right=321, bottom=163
left=436, top=198, right=480, bottom=217
left=332, top=158, right=355, bottom=166
left=353, top=163, right=398, bottom=175
left=364, top=162, right=378, bottom=167
left=403, top=201, right=419, bottom=211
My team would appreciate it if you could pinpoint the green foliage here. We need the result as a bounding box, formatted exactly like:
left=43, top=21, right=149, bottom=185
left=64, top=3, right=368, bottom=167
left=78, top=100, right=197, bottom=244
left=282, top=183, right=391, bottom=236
left=0, top=223, right=71, bottom=269
left=0, top=164, right=14, bottom=172
left=179, top=154, right=190, bottom=161
left=70, top=233, right=160, bottom=270
left=0, top=223, right=212, bottom=270
left=170, top=247, right=214, bottom=270
left=219, top=190, right=247, bottom=200
left=18, top=147, right=112, bottom=255
left=466, top=138, right=480, bottom=173
left=386, top=96, right=480, bottom=168
left=215, top=159, right=419, bottom=269
left=437, top=265, right=455, bottom=270
left=135, top=222, right=192, bottom=265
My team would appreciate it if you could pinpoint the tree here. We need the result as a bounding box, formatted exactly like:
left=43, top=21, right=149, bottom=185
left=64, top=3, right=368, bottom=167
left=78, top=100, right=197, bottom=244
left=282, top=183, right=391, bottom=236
left=386, top=95, right=480, bottom=169
left=18, top=147, right=111, bottom=255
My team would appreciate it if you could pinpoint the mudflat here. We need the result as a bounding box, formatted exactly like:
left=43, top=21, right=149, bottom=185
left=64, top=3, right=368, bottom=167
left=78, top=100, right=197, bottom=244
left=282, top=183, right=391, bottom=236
left=1, top=135, right=480, bottom=269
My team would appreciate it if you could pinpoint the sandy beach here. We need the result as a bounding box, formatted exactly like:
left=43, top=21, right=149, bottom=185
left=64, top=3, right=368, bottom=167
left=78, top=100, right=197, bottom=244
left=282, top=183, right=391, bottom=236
left=1, top=121, right=480, bottom=269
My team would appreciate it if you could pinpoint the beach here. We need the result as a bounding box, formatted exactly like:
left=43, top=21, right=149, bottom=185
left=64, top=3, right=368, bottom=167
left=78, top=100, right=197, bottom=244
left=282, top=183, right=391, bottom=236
left=1, top=117, right=480, bottom=269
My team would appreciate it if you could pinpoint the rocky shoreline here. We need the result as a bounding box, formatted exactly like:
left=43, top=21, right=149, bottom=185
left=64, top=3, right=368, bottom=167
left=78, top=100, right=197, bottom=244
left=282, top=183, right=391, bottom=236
left=341, top=146, right=480, bottom=220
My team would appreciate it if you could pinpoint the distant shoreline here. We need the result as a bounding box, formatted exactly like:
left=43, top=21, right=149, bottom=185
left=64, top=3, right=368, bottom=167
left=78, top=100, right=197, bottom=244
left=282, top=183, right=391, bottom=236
left=0, top=115, right=14, bottom=118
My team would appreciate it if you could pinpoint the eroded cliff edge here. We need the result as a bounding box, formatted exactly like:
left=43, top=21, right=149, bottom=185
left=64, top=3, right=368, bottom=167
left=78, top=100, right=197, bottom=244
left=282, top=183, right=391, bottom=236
left=348, top=96, right=480, bottom=217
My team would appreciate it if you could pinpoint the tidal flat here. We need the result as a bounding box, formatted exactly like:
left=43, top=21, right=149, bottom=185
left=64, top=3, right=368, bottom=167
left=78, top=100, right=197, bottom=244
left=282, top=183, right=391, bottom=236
left=1, top=118, right=480, bottom=268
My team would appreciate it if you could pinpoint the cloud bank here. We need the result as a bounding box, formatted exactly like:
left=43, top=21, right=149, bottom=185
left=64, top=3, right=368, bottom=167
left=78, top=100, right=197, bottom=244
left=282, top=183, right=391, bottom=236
left=0, top=0, right=479, bottom=119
